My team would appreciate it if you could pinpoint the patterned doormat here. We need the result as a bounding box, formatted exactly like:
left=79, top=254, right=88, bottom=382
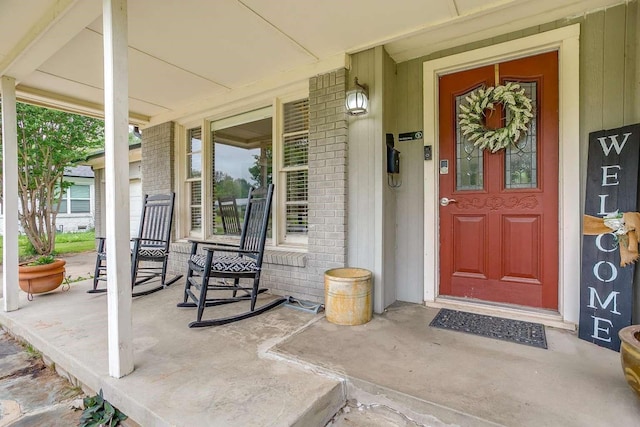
left=429, top=309, right=547, bottom=349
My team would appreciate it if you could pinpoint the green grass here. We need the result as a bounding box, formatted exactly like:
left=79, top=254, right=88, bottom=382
left=0, top=230, right=95, bottom=262
left=53, top=231, right=96, bottom=254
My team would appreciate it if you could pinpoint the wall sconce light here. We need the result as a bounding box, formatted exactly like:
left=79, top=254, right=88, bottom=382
left=345, top=77, right=369, bottom=116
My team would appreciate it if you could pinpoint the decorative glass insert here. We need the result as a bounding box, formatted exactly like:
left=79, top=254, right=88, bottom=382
left=505, top=81, right=538, bottom=189
left=456, top=89, right=484, bottom=190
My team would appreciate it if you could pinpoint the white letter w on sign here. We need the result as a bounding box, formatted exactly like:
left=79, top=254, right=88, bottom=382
left=598, top=133, right=632, bottom=156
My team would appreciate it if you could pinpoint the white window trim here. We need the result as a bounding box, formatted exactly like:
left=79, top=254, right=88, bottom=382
left=59, top=180, right=93, bottom=216
left=176, top=90, right=309, bottom=250
left=423, top=24, right=580, bottom=327
left=178, top=122, right=207, bottom=239
left=274, top=93, right=309, bottom=247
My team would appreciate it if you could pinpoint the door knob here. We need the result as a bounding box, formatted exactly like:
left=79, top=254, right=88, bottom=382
left=440, top=197, right=457, bottom=206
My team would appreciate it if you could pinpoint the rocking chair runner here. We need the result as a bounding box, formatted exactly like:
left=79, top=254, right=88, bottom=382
left=89, top=193, right=182, bottom=297
left=177, top=184, right=286, bottom=327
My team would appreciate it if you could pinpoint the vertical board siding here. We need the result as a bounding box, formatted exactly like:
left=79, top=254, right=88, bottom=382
left=603, top=4, right=627, bottom=129
left=348, top=49, right=379, bottom=307
left=383, top=47, right=398, bottom=307
left=580, top=10, right=605, bottom=210
left=395, top=59, right=425, bottom=303
left=624, top=1, right=639, bottom=124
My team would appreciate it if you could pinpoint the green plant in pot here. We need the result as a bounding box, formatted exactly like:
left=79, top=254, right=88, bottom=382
left=0, top=103, right=103, bottom=296
left=19, top=254, right=67, bottom=296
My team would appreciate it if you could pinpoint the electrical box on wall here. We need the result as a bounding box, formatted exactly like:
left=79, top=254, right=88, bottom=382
left=424, top=145, right=432, bottom=160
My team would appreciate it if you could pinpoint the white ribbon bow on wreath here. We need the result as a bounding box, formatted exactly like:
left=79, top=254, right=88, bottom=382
left=458, top=82, right=534, bottom=153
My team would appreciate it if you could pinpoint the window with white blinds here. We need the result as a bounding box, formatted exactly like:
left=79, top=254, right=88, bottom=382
left=58, top=184, right=91, bottom=214
left=281, top=99, right=309, bottom=242
left=179, top=99, right=310, bottom=248
left=186, top=127, right=203, bottom=233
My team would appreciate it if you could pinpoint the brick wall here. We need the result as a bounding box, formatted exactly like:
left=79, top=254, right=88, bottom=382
left=166, top=69, right=348, bottom=303
left=142, top=122, right=174, bottom=195
left=302, top=68, right=349, bottom=299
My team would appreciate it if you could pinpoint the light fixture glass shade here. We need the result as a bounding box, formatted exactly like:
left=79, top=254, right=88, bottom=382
left=345, top=87, right=369, bottom=116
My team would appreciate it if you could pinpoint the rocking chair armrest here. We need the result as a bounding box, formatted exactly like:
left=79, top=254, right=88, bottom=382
left=130, top=237, right=166, bottom=244
left=187, top=238, right=239, bottom=247
left=188, top=239, right=240, bottom=253
left=202, top=246, right=258, bottom=256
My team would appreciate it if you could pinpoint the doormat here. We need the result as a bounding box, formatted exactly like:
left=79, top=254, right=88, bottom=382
left=429, top=309, right=547, bottom=349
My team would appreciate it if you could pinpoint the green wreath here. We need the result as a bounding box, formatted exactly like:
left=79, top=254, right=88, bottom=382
left=458, top=82, right=534, bottom=153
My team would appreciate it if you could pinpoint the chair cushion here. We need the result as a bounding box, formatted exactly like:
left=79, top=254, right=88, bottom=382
left=137, top=247, right=167, bottom=257
left=190, top=254, right=258, bottom=272
left=97, top=247, right=166, bottom=260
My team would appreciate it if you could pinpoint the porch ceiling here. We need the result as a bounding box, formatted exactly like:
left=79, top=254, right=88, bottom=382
left=0, top=0, right=625, bottom=125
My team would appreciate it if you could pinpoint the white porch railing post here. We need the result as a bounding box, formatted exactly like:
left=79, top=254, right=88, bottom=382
left=103, top=0, right=133, bottom=378
left=1, top=76, right=20, bottom=312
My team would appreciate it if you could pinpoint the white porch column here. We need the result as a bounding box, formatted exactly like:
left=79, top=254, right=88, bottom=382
left=1, top=76, right=19, bottom=312
left=103, top=0, right=133, bottom=378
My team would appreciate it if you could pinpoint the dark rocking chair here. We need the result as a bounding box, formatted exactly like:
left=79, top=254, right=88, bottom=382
left=217, top=196, right=241, bottom=235
left=177, top=184, right=286, bottom=327
left=89, top=193, right=182, bottom=297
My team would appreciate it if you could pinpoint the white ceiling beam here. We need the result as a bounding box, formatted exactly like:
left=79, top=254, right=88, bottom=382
left=0, top=0, right=102, bottom=82
left=16, top=85, right=150, bottom=124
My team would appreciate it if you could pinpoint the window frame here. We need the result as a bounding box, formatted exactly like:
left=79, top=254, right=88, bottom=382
left=57, top=181, right=93, bottom=216
left=184, top=126, right=205, bottom=237
left=210, top=107, right=272, bottom=241
left=274, top=96, right=309, bottom=246
left=177, top=90, right=309, bottom=250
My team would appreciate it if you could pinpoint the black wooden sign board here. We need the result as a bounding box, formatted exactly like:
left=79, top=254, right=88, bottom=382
left=579, top=123, right=640, bottom=351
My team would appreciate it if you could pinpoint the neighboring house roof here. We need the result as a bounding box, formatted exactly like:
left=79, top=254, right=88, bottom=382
left=64, top=165, right=94, bottom=178
left=84, top=143, right=142, bottom=169
left=85, top=142, right=141, bottom=161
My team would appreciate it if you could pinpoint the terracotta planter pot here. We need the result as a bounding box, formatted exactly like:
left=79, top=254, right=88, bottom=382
left=18, top=259, right=66, bottom=294
left=619, top=324, right=640, bottom=398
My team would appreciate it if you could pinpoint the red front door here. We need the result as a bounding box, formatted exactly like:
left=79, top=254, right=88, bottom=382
left=438, top=52, right=559, bottom=309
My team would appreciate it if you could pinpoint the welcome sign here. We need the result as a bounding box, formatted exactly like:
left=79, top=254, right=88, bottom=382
left=579, top=124, right=640, bottom=351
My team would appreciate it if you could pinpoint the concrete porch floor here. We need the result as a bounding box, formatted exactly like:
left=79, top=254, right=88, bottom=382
left=1, top=277, right=639, bottom=426
left=0, top=280, right=344, bottom=426
left=274, top=302, right=640, bottom=426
